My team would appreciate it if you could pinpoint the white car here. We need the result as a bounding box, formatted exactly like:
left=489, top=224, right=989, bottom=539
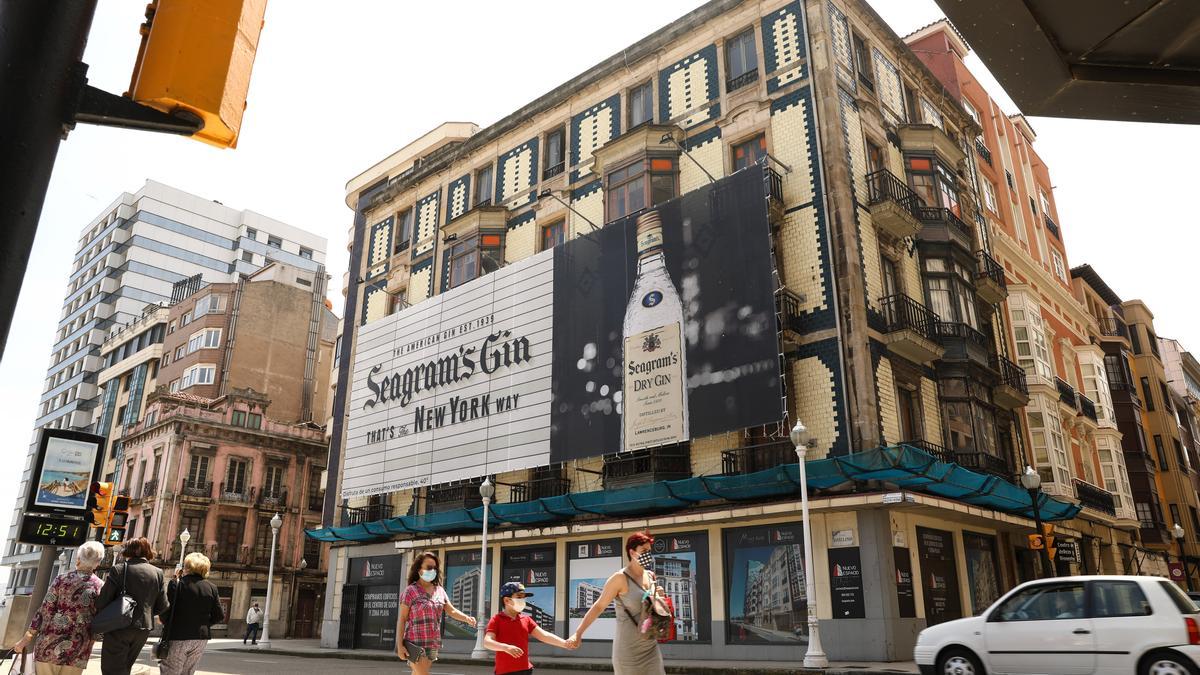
left=914, top=575, right=1200, bottom=675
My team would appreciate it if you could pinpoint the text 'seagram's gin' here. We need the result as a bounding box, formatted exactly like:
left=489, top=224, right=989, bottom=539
left=621, top=209, right=689, bottom=451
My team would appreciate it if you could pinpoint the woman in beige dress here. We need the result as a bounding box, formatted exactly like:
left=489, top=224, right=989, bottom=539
left=567, top=531, right=666, bottom=675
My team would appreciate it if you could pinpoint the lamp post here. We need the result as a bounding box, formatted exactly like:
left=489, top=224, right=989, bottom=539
left=1174, top=523, right=1192, bottom=591
left=1020, top=467, right=1053, bottom=578
left=177, top=528, right=190, bottom=572
left=259, top=513, right=282, bottom=649
left=471, top=478, right=495, bottom=660
left=791, top=421, right=827, bottom=669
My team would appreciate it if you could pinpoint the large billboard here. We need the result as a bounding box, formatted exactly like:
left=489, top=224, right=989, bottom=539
left=344, top=168, right=782, bottom=497
left=26, top=429, right=105, bottom=514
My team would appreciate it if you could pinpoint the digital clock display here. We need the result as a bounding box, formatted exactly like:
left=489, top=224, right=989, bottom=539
left=19, top=514, right=89, bottom=547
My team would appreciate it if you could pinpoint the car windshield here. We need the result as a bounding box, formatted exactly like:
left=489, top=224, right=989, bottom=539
left=1159, top=580, right=1199, bottom=614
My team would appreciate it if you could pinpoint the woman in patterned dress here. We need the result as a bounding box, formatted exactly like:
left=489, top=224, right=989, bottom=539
left=12, top=541, right=106, bottom=675
left=395, top=551, right=476, bottom=675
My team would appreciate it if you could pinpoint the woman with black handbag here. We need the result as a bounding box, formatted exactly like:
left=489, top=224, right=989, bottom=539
left=93, top=537, right=169, bottom=675
left=156, top=552, right=224, bottom=675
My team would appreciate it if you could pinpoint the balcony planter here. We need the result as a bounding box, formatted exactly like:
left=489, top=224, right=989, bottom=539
left=866, top=169, right=923, bottom=240
left=879, top=294, right=944, bottom=364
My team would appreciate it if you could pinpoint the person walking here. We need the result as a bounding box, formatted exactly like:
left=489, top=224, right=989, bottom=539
left=95, top=537, right=170, bottom=675
left=483, top=581, right=576, bottom=675
left=395, top=551, right=476, bottom=675
left=11, top=541, right=106, bottom=675
left=568, top=531, right=666, bottom=675
left=157, top=553, right=224, bottom=675
left=243, top=603, right=263, bottom=645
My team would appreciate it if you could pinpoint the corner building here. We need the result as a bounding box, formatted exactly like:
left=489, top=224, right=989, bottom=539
left=316, top=0, right=1090, bottom=661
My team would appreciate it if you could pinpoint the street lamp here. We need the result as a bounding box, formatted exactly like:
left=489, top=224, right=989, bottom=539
left=177, top=528, right=190, bottom=572
left=1020, top=466, right=1053, bottom=578
left=791, top=420, right=827, bottom=669
left=259, top=513, right=282, bottom=649
left=471, top=477, right=495, bottom=660
left=1174, top=523, right=1192, bottom=591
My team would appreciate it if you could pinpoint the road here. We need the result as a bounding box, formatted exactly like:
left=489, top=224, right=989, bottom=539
left=78, top=643, right=600, bottom=674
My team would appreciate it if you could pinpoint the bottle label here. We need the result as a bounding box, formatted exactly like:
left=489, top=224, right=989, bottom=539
left=641, top=290, right=663, bottom=308
left=623, top=322, right=688, bottom=451
left=637, top=229, right=664, bottom=254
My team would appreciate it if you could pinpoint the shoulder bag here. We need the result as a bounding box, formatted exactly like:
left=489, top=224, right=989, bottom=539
left=620, top=572, right=675, bottom=643
left=153, top=576, right=182, bottom=660
left=92, top=563, right=139, bottom=634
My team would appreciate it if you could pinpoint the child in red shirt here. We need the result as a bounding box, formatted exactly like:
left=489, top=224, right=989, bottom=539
left=484, top=582, right=576, bottom=674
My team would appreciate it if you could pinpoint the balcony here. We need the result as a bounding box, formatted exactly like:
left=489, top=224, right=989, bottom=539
left=426, top=482, right=484, bottom=514
left=340, top=503, right=394, bottom=527
left=952, top=451, right=1013, bottom=479
left=1056, top=378, right=1080, bottom=412
left=218, top=483, right=254, bottom=506
left=931, top=321, right=992, bottom=369
left=257, top=489, right=288, bottom=511
left=865, top=169, right=923, bottom=240
left=776, top=288, right=804, bottom=336
left=180, top=480, right=213, bottom=501
left=1110, top=380, right=1142, bottom=409
left=726, top=69, right=759, bottom=93
left=767, top=165, right=784, bottom=225
left=991, top=355, right=1031, bottom=410
left=1044, top=214, right=1060, bottom=240
left=974, top=138, right=993, bottom=166
left=916, top=206, right=974, bottom=252
left=721, top=441, right=795, bottom=476
left=897, top=123, right=967, bottom=165
left=141, top=478, right=158, bottom=501
left=1074, top=479, right=1116, bottom=516
left=1078, top=395, right=1099, bottom=424
left=879, top=294, right=944, bottom=364
left=508, top=475, right=571, bottom=503
left=1098, top=317, right=1129, bottom=341
left=903, top=439, right=952, bottom=463
left=602, top=445, right=691, bottom=490
left=974, top=250, right=1008, bottom=305
left=542, top=162, right=565, bottom=180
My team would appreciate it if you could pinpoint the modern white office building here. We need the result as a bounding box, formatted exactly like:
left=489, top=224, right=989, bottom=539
left=3, top=180, right=327, bottom=597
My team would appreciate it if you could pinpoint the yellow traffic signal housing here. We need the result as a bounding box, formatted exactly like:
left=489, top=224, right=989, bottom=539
left=104, top=495, right=132, bottom=547
left=88, top=482, right=114, bottom=527
left=1028, top=533, right=1045, bottom=550
left=127, top=0, right=269, bottom=148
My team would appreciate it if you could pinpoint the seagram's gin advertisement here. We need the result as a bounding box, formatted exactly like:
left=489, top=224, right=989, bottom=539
left=343, top=167, right=782, bottom=496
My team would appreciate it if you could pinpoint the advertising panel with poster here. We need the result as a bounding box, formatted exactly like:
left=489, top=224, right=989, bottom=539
left=962, top=531, right=1001, bottom=614
left=916, top=527, right=963, bottom=625
left=502, top=545, right=557, bottom=632
left=724, top=523, right=807, bottom=644
left=568, top=538, right=622, bottom=640
left=27, top=429, right=105, bottom=514
left=650, top=531, right=710, bottom=642
left=342, top=168, right=782, bottom=498
left=444, top=549, right=493, bottom=639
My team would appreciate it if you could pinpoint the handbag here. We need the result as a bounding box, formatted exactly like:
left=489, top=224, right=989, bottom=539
left=153, top=575, right=182, bottom=660
left=6, top=652, right=35, bottom=675
left=92, top=563, right=139, bottom=634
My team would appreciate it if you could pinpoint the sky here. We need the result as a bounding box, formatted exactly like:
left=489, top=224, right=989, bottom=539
left=2, top=0, right=1198, bottom=555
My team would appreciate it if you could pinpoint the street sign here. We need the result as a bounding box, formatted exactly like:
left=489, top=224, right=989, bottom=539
left=1170, top=562, right=1186, bottom=585
left=1056, top=540, right=1079, bottom=564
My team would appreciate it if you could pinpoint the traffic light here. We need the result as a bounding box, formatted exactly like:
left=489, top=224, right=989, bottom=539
left=104, top=494, right=131, bottom=547
left=1028, top=533, right=1045, bottom=550
left=127, top=0, right=269, bottom=149
left=87, top=482, right=114, bottom=527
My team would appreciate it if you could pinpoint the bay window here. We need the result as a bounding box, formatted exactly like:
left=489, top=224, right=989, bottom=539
left=605, top=157, right=677, bottom=222
left=922, top=257, right=977, bottom=328
left=449, top=232, right=504, bottom=288
left=938, top=377, right=998, bottom=457
left=1027, top=403, right=1072, bottom=487
left=906, top=156, right=959, bottom=215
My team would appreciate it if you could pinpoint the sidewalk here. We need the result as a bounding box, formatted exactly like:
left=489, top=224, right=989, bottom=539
left=207, top=639, right=920, bottom=674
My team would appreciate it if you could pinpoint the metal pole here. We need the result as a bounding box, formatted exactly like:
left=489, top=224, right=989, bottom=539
left=260, top=516, right=279, bottom=649
left=22, top=547, right=59, bottom=627
left=471, top=495, right=491, bottom=659
left=1181, top=539, right=1194, bottom=592
left=795, top=442, right=827, bottom=668
left=1028, top=488, right=1052, bottom=578
left=0, top=0, right=98, bottom=357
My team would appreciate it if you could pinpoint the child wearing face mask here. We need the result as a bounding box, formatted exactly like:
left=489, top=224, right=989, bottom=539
left=483, top=582, right=576, bottom=675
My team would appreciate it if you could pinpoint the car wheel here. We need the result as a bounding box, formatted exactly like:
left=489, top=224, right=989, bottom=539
left=937, top=647, right=985, bottom=675
left=1141, top=650, right=1200, bottom=675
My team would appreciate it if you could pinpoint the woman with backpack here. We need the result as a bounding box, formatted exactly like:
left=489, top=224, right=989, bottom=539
left=567, top=531, right=669, bottom=675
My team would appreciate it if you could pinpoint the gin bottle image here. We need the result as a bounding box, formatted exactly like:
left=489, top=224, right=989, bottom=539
left=621, top=209, right=689, bottom=451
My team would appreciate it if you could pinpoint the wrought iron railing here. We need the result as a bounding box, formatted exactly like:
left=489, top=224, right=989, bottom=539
left=726, top=69, right=759, bottom=92
left=776, top=288, right=803, bottom=334
left=542, top=163, right=565, bottom=180
left=602, top=446, right=691, bottom=485
left=340, top=503, right=394, bottom=527
left=992, top=355, right=1029, bottom=395
left=1044, top=214, right=1060, bottom=240
left=721, top=441, right=795, bottom=475
left=1079, top=395, right=1098, bottom=422
left=219, top=483, right=253, bottom=504
left=141, top=478, right=158, bottom=499
left=258, top=490, right=287, bottom=510
left=903, top=439, right=952, bottom=463
left=508, top=476, right=571, bottom=503
left=865, top=169, right=923, bottom=217
left=1098, top=317, right=1129, bottom=339
left=1056, top=378, right=1078, bottom=409
left=931, top=321, right=990, bottom=349
left=426, top=483, right=484, bottom=514
left=767, top=166, right=783, bottom=205
left=974, top=138, right=992, bottom=166
left=879, top=294, right=939, bottom=340
left=180, top=481, right=213, bottom=499
left=975, top=250, right=1005, bottom=287
left=1074, top=479, right=1116, bottom=515
left=916, top=206, right=973, bottom=239
left=952, top=451, right=1012, bottom=479
left=393, top=240, right=411, bottom=255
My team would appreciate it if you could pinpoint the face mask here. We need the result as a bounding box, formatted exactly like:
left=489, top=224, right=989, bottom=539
left=637, top=551, right=654, bottom=569
left=420, top=569, right=437, bottom=583
left=509, top=598, right=527, bottom=613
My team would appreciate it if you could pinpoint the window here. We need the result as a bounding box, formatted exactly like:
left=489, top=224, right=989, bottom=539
left=1131, top=325, right=1144, bottom=354
left=395, top=208, right=413, bottom=252
left=1137, top=502, right=1155, bottom=528
left=264, top=465, right=284, bottom=498
left=732, top=134, right=768, bottom=172
left=187, top=328, right=220, bottom=353
left=182, top=364, right=215, bottom=389
left=241, top=251, right=253, bottom=263
left=1039, top=190, right=1052, bottom=217
left=543, top=127, right=565, bottom=179
left=216, top=518, right=243, bottom=560
left=1029, top=196, right=1038, bottom=217
left=903, top=83, right=920, bottom=123
left=541, top=220, right=565, bottom=251
left=1175, top=438, right=1188, bottom=470
left=448, top=233, right=504, bottom=288
left=169, top=378, right=180, bottom=393
left=299, top=247, right=313, bottom=260
left=226, top=458, right=248, bottom=494
left=246, top=228, right=257, bottom=240
left=181, top=311, right=192, bottom=326
left=1051, top=250, right=1066, bottom=281
left=1159, top=580, right=1200, bottom=614
left=474, top=165, right=494, bottom=207
left=1142, top=377, right=1155, bottom=411
left=923, top=258, right=977, bottom=328
left=992, top=582, right=1085, bottom=621
left=907, top=156, right=959, bottom=215
left=1163, top=382, right=1175, bottom=413
left=121, top=375, right=131, bottom=393
left=1171, top=504, right=1184, bottom=531
left=232, top=410, right=246, bottom=427
left=1154, top=435, right=1168, bottom=467
left=187, top=455, right=210, bottom=486
left=1005, top=170, right=1015, bottom=191
left=116, top=404, right=127, bottom=425
left=851, top=32, right=874, bottom=90
left=1191, top=506, right=1200, bottom=535
left=725, top=28, right=758, bottom=91
left=629, top=81, right=653, bottom=129
left=981, top=180, right=998, bottom=214
left=267, top=235, right=282, bottom=248
left=179, top=512, right=204, bottom=549
left=174, top=345, right=185, bottom=360
left=247, top=412, right=261, bottom=429
left=605, top=157, right=677, bottom=222
left=254, top=517, right=273, bottom=560
left=1091, top=581, right=1151, bottom=618
left=880, top=255, right=899, bottom=297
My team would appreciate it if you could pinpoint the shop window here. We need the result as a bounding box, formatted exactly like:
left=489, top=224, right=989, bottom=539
left=732, top=134, right=767, bottom=172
